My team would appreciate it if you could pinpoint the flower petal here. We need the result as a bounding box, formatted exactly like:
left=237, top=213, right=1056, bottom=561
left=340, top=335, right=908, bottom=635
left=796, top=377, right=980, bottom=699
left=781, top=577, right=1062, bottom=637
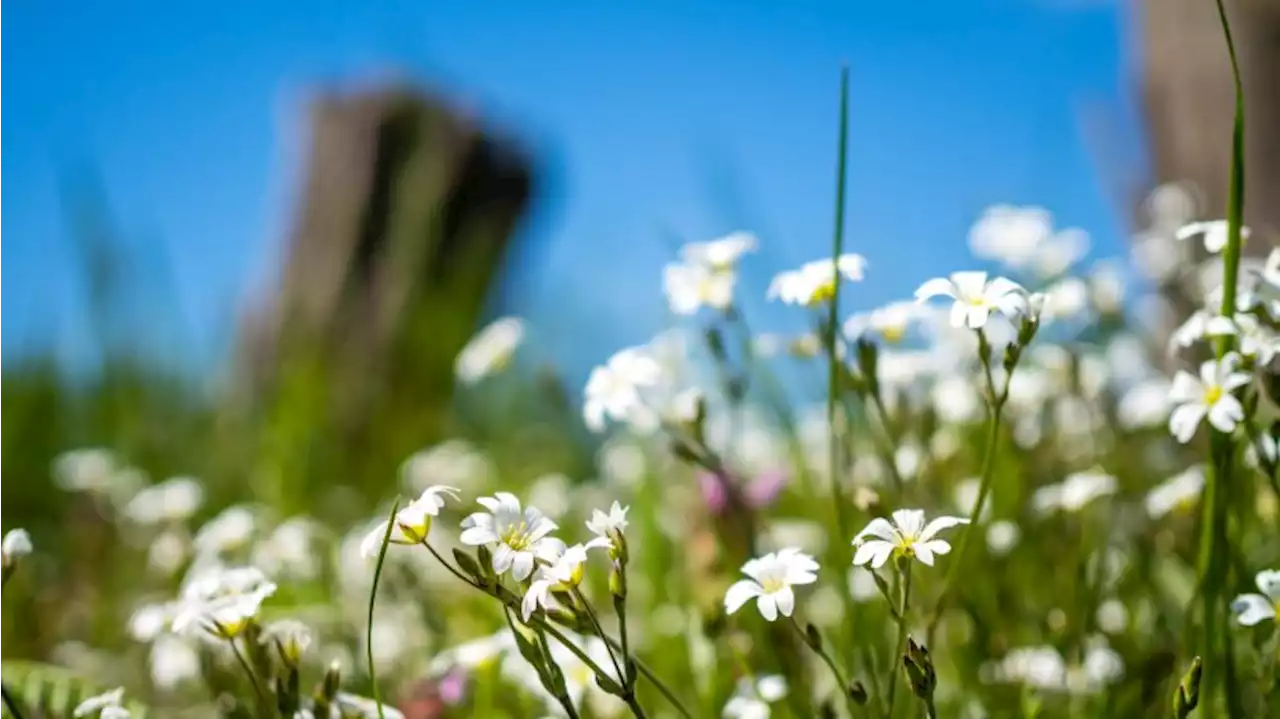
left=773, top=586, right=796, bottom=617
left=1207, top=396, right=1244, bottom=433
left=852, top=518, right=897, bottom=545
left=915, top=277, right=957, bottom=302
left=725, top=580, right=764, bottom=614
left=510, top=551, right=535, bottom=581
left=1169, top=403, right=1207, bottom=443
left=1168, top=371, right=1203, bottom=403
left=756, top=593, right=779, bottom=622
left=918, top=515, right=971, bottom=543
left=1231, top=593, right=1276, bottom=626
left=852, top=540, right=889, bottom=567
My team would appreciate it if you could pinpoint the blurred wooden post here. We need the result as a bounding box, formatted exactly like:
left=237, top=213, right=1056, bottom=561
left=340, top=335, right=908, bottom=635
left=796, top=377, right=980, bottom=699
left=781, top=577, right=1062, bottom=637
left=1138, top=0, right=1279, bottom=235
left=234, top=87, right=534, bottom=503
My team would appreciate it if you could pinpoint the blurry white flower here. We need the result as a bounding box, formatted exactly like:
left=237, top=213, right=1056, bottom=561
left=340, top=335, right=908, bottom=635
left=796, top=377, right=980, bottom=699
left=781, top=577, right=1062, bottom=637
left=1076, top=644, right=1124, bottom=691
left=128, top=602, right=175, bottom=642
left=985, top=521, right=1021, bottom=556
left=526, top=473, right=573, bottom=520
left=1170, top=310, right=1244, bottom=350
left=360, top=485, right=460, bottom=558
left=2, top=528, right=33, bottom=565
left=334, top=692, right=407, bottom=719
left=1232, top=570, right=1280, bottom=626
left=180, top=565, right=276, bottom=604
left=455, top=317, right=525, bottom=384
left=426, top=630, right=516, bottom=676
left=848, top=567, right=880, bottom=603
left=149, top=635, right=200, bottom=690
left=993, top=646, right=1067, bottom=691
left=583, top=346, right=663, bottom=433
left=253, top=516, right=323, bottom=579
left=1041, top=277, right=1090, bottom=321
left=123, top=476, right=205, bottom=525
left=1096, top=599, right=1129, bottom=634
left=681, top=231, right=757, bottom=270
left=1176, top=220, right=1250, bottom=254
left=1032, top=470, right=1117, bottom=514
left=1131, top=229, right=1184, bottom=283
left=172, top=583, right=275, bottom=639
left=915, top=271, right=1026, bottom=330
left=1168, top=353, right=1251, bottom=443
left=931, top=376, right=983, bottom=424
left=843, top=301, right=923, bottom=344
left=1032, top=228, right=1090, bottom=279
left=1088, top=261, right=1127, bottom=315
left=724, top=548, right=820, bottom=621
left=192, top=506, right=256, bottom=556
left=1231, top=314, right=1280, bottom=364
left=968, top=205, right=1053, bottom=268
left=852, top=509, right=969, bottom=568
left=460, top=492, right=559, bottom=581
left=767, top=255, right=867, bottom=306
left=1117, top=378, right=1172, bottom=430
left=73, top=687, right=126, bottom=717
left=664, top=261, right=736, bottom=314
left=147, top=529, right=190, bottom=576
left=401, top=440, right=494, bottom=494
left=953, top=478, right=989, bottom=520
left=723, top=674, right=787, bottom=718
left=1146, top=183, right=1198, bottom=230
left=261, top=619, right=313, bottom=666
left=53, top=448, right=120, bottom=494
left=1145, top=466, right=1205, bottom=519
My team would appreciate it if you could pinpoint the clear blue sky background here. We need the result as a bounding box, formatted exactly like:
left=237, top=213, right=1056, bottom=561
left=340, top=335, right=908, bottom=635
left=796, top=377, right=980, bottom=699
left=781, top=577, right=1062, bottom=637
left=3, top=0, right=1141, bottom=370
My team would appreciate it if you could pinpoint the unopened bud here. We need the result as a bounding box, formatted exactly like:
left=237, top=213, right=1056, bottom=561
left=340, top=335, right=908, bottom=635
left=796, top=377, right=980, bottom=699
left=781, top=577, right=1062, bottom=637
left=320, top=659, right=342, bottom=702
left=1173, top=656, right=1202, bottom=719
left=804, top=623, right=823, bottom=652
left=609, top=564, right=628, bottom=600
left=847, top=680, right=868, bottom=706
left=594, top=672, right=624, bottom=696
left=903, top=637, right=936, bottom=700
left=476, top=545, right=494, bottom=582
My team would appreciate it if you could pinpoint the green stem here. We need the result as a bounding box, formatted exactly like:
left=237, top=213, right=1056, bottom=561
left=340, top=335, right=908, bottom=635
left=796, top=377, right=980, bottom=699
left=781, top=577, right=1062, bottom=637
left=2, top=684, right=26, bottom=719
left=886, top=563, right=914, bottom=717
left=229, top=638, right=270, bottom=714
left=366, top=499, right=401, bottom=719
left=825, top=66, right=852, bottom=546
left=423, top=543, right=690, bottom=718
left=868, top=390, right=908, bottom=490
left=789, top=616, right=858, bottom=714
left=571, top=586, right=626, bottom=693
left=535, top=628, right=583, bottom=719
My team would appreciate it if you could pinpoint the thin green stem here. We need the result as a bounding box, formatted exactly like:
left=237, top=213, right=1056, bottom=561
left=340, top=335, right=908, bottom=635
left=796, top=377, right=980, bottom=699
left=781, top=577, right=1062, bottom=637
left=228, top=637, right=270, bottom=713
left=868, top=390, right=908, bottom=490
left=2, top=684, right=26, bottom=719
left=825, top=66, right=852, bottom=546
left=366, top=498, right=401, bottom=719
left=886, top=563, right=913, bottom=717
left=788, top=616, right=858, bottom=713
left=535, top=628, right=583, bottom=719
left=571, top=586, right=626, bottom=691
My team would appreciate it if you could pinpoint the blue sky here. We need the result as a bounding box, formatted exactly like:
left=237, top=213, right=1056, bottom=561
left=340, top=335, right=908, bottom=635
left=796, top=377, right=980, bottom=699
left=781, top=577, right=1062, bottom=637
left=3, top=0, right=1140, bottom=369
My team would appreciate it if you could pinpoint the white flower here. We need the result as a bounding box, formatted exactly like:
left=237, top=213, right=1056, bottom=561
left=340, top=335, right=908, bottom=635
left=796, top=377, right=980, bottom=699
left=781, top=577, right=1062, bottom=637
left=1145, top=466, right=1205, bottom=518
left=724, top=548, right=820, bottom=621
left=583, top=347, right=663, bottom=433
left=1032, top=469, right=1117, bottom=514
left=1175, top=220, right=1250, bottom=254
left=460, top=492, right=559, bottom=580
left=914, top=271, right=1027, bottom=330
left=521, top=540, right=607, bottom=620
left=1232, top=570, right=1280, bottom=626
left=681, top=231, right=757, bottom=270
left=123, top=476, right=205, bottom=525
left=767, top=255, right=867, bottom=306
left=1170, top=310, right=1245, bottom=350
left=128, top=602, right=175, bottom=642
left=851, top=509, right=969, bottom=568
left=843, top=301, right=923, bottom=344
left=722, top=675, right=787, bottom=718
left=585, top=501, right=629, bottom=548
left=334, top=692, right=407, bottom=719
left=181, top=565, right=275, bottom=603
left=455, top=317, right=525, bottom=384
left=1040, top=277, right=1090, bottom=321
left=664, top=261, right=736, bottom=314
left=968, top=205, right=1053, bottom=268
left=261, top=619, right=313, bottom=665
left=1031, top=228, right=1090, bottom=279
left=2, top=528, right=33, bottom=564
left=359, top=485, right=461, bottom=558
left=172, top=584, right=275, bottom=639
left=192, top=505, right=256, bottom=556
left=53, top=448, right=120, bottom=494
left=400, top=440, right=494, bottom=494
left=149, top=635, right=200, bottom=690
left=73, top=687, right=126, bottom=717
left=1168, top=353, right=1251, bottom=443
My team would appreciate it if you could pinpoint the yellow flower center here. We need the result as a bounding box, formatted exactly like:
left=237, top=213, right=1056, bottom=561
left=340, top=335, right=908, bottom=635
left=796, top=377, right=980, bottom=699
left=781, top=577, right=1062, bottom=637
left=810, top=280, right=837, bottom=305
left=881, top=325, right=905, bottom=344
left=760, top=576, right=786, bottom=594
left=1203, top=385, right=1224, bottom=406
left=501, top=521, right=531, bottom=550
left=967, top=296, right=987, bottom=308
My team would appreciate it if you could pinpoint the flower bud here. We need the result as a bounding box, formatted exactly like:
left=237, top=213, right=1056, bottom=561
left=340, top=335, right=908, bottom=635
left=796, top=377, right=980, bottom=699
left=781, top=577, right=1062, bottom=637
left=453, top=549, right=486, bottom=587
left=847, top=680, right=868, bottom=706
left=1173, top=656, right=1202, bottom=719
left=903, top=637, right=936, bottom=700
left=609, top=563, right=628, bottom=601
left=804, top=623, right=823, bottom=652
left=320, top=659, right=342, bottom=702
